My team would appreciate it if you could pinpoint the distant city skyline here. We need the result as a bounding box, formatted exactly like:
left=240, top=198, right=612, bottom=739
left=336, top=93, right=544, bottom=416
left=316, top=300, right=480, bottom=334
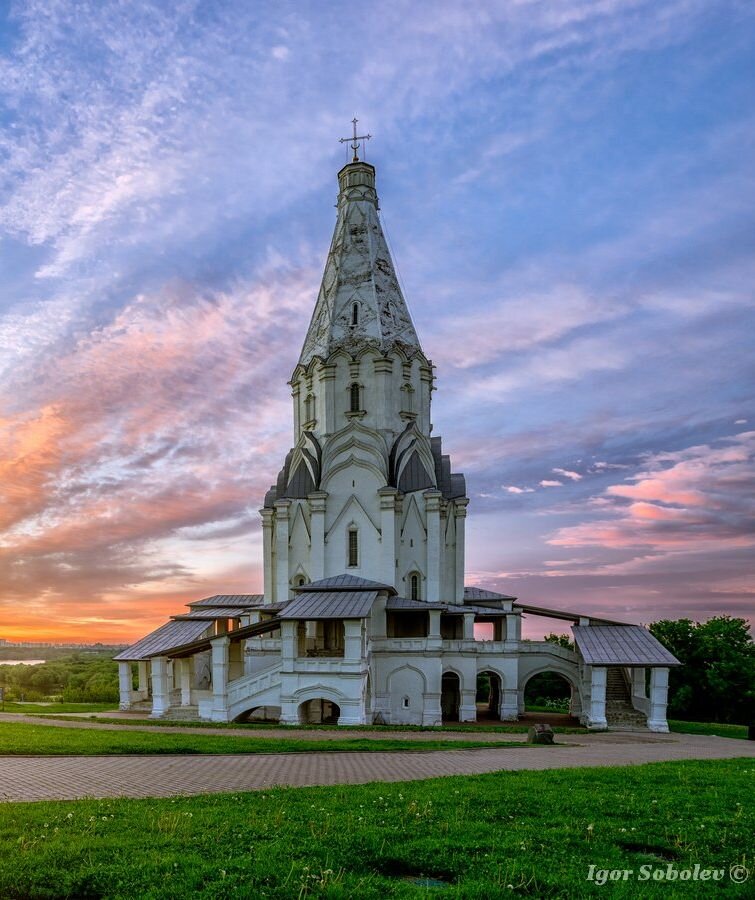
left=1, top=1, right=753, bottom=642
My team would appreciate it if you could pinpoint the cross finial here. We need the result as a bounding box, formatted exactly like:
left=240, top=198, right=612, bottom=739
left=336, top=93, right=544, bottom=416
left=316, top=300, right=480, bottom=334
left=339, top=117, right=371, bottom=162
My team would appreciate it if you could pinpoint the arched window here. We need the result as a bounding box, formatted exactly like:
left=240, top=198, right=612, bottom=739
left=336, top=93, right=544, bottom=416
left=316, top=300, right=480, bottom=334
left=351, top=302, right=359, bottom=326
left=296, top=575, right=307, bottom=588
left=410, top=573, right=420, bottom=601
left=349, top=382, right=361, bottom=412
left=348, top=528, right=359, bottom=567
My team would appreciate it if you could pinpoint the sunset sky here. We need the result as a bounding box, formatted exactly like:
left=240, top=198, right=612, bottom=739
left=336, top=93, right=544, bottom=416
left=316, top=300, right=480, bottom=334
left=1, top=1, right=753, bottom=643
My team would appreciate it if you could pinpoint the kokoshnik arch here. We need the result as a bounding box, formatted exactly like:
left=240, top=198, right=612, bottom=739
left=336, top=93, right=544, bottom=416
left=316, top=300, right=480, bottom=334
left=116, top=142, right=679, bottom=731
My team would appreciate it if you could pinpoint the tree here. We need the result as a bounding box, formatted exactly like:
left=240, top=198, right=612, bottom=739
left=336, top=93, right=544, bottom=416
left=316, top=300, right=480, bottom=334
left=650, top=616, right=755, bottom=724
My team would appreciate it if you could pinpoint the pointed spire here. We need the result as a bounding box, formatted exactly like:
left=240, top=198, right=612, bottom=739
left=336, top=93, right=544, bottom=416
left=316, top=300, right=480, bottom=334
left=298, top=159, right=422, bottom=368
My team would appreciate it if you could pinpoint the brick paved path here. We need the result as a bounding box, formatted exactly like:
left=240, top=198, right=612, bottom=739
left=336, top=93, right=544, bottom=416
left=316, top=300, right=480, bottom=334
left=1, top=732, right=752, bottom=802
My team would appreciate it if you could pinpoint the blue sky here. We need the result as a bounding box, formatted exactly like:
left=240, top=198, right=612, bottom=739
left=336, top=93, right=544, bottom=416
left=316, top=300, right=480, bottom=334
left=0, top=0, right=752, bottom=640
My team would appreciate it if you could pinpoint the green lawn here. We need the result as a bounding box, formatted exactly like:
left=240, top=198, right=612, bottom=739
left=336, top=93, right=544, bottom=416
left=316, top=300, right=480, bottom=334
left=1, top=759, right=752, bottom=897
left=25, top=713, right=590, bottom=734
left=0, top=701, right=118, bottom=714
left=669, top=720, right=748, bottom=740
left=0, top=722, right=531, bottom=756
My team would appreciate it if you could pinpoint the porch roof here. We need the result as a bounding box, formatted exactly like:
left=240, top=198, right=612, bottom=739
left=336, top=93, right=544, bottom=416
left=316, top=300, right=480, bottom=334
left=280, top=589, right=379, bottom=620
left=114, top=619, right=211, bottom=661
left=572, top=625, right=681, bottom=667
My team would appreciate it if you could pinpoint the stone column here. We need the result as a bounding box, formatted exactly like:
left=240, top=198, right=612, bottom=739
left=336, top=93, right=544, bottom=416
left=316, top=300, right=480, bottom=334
left=425, top=490, right=443, bottom=602
left=419, top=364, right=433, bottom=435
left=501, top=689, right=519, bottom=721
left=150, top=656, right=170, bottom=718
left=453, top=498, right=469, bottom=603
left=506, top=613, right=521, bottom=642
left=210, top=636, right=230, bottom=722
left=291, top=381, right=301, bottom=438
left=260, top=507, right=275, bottom=602
left=427, top=608, right=442, bottom=650
left=378, top=487, right=398, bottom=586
left=137, top=661, right=149, bottom=698
left=370, top=595, right=387, bottom=640
left=344, top=619, right=363, bottom=660
left=308, top=491, right=328, bottom=582
left=647, top=667, right=670, bottom=733
left=274, top=499, right=291, bottom=603
left=631, top=667, right=646, bottom=702
left=118, top=662, right=132, bottom=710
left=463, top=613, right=475, bottom=642
left=180, top=657, right=193, bottom=707
left=588, top=666, right=607, bottom=729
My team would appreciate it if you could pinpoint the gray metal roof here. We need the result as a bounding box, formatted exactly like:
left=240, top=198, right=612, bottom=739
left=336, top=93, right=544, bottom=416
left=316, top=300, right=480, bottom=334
left=174, top=607, right=247, bottom=620
left=386, top=596, right=444, bottom=610
left=572, top=625, right=681, bottom=667
left=464, top=586, right=517, bottom=602
left=280, top=590, right=379, bottom=620
left=114, top=619, right=212, bottom=661
left=297, top=574, right=396, bottom=594
left=187, top=594, right=264, bottom=608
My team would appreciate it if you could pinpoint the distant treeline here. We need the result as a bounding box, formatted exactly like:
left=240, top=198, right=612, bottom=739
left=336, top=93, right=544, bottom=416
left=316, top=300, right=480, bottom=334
left=0, top=653, right=120, bottom=703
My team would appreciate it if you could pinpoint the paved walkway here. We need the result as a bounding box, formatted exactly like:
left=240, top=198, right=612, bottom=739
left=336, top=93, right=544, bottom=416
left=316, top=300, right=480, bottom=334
left=1, top=732, right=752, bottom=802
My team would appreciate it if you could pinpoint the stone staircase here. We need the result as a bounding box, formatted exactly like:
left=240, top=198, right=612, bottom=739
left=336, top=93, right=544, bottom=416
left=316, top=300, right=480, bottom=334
left=605, top=667, right=648, bottom=729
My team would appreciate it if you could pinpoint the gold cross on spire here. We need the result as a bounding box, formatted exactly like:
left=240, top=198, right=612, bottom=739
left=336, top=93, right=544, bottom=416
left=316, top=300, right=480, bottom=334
left=339, top=117, right=371, bottom=162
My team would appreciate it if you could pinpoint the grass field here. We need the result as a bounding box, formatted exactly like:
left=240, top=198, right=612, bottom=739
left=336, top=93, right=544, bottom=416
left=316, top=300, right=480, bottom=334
left=0, top=701, right=118, bottom=714
left=1, top=759, right=751, bottom=897
left=668, top=720, right=748, bottom=740
left=0, top=722, right=532, bottom=756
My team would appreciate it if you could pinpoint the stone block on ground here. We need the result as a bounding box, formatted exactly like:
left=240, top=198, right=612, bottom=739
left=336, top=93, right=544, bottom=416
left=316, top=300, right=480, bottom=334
left=528, top=723, right=555, bottom=744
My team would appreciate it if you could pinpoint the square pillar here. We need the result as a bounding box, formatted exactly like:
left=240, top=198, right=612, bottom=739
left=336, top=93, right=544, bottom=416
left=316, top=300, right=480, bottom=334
left=137, top=661, right=149, bottom=697
left=281, top=621, right=297, bottom=671
left=501, top=689, right=519, bottom=721
left=460, top=689, right=477, bottom=722
left=647, top=667, right=670, bottom=732
left=463, top=613, right=475, bottom=642
left=506, top=613, right=521, bottom=642
left=344, top=619, right=364, bottom=660
left=308, top=491, right=328, bottom=582
left=588, top=666, right=607, bottom=729
left=210, top=636, right=230, bottom=722
left=180, top=657, right=193, bottom=706
left=150, top=656, right=170, bottom=718
left=118, top=662, right=133, bottom=710
left=631, top=667, right=646, bottom=701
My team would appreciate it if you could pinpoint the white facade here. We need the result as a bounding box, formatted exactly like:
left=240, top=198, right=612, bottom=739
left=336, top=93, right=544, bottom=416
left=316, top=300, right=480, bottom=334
left=116, top=156, right=678, bottom=732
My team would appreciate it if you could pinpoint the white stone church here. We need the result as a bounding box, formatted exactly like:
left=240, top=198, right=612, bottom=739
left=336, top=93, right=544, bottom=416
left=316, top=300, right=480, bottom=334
left=116, top=150, right=679, bottom=731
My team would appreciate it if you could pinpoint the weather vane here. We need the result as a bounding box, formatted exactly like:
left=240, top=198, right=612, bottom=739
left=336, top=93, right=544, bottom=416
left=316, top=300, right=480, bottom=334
left=339, top=117, right=371, bottom=162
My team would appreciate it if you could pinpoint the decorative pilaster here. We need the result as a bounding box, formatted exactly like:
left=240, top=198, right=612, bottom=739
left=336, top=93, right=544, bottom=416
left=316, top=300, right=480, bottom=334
left=453, top=498, right=469, bottom=604
left=378, top=487, right=398, bottom=586
left=424, top=490, right=443, bottom=602
left=274, top=499, right=291, bottom=603
left=319, top=364, right=337, bottom=434
left=308, top=491, right=328, bottom=581
left=260, top=507, right=275, bottom=602
left=373, top=357, right=393, bottom=431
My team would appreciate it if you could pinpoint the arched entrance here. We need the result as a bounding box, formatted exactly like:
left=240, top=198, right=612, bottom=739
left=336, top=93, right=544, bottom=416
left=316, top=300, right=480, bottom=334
left=441, top=672, right=461, bottom=721
left=298, top=698, right=341, bottom=725
left=476, top=670, right=502, bottom=720
left=233, top=705, right=281, bottom=724
left=524, top=671, right=573, bottom=714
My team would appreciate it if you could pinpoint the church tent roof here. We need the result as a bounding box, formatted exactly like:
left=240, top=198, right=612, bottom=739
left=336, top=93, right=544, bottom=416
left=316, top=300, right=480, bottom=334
left=280, top=590, right=379, bottom=620
left=114, top=619, right=212, bottom=661
left=572, top=625, right=681, bottom=667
